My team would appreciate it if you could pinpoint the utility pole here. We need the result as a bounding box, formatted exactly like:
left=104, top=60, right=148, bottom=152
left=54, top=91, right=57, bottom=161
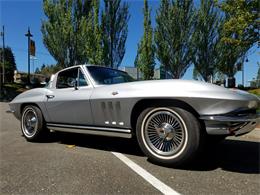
left=0, top=25, right=5, bottom=90
left=25, top=27, right=33, bottom=85
left=242, top=63, right=244, bottom=86
left=2, top=26, right=5, bottom=84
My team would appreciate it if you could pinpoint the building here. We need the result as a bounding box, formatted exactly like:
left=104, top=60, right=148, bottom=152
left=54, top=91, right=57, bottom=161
left=119, top=66, right=141, bottom=80
left=153, top=67, right=172, bottom=79
left=14, top=70, right=46, bottom=84
left=248, top=78, right=260, bottom=88
left=120, top=66, right=172, bottom=80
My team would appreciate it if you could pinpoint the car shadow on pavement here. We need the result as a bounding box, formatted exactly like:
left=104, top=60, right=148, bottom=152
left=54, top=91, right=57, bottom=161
left=179, top=139, right=260, bottom=174
left=50, top=133, right=259, bottom=174
left=54, top=132, right=145, bottom=157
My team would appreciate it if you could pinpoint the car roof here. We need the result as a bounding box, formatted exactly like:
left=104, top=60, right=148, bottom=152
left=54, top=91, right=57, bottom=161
left=56, top=64, right=127, bottom=75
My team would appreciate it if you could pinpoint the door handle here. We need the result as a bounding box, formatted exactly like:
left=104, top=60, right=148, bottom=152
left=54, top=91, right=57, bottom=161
left=46, top=95, right=55, bottom=99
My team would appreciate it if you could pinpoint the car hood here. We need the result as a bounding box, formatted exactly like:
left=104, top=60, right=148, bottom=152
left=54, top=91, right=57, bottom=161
left=94, top=79, right=259, bottom=102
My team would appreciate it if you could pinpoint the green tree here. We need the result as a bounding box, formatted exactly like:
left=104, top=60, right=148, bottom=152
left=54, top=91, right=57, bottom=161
left=155, top=0, right=195, bottom=79
left=218, top=0, right=258, bottom=48
left=85, top=0, right=104, bottom=65
left=35, top=67, right=40, bottom=74
left=101, top=0, right=130, bottom=69
left=135, top=0, right=155, bottom=80
left=42, top=0, right=93, bottom=68
left=210, top=0, right=259, bottom=87
left=192, top=0, right=223, bottom=82
left=216, top=12, right=249, bottom=82
left=217, top=41, right=246, bottom=79
left=37, top=64, right=62, bottom=77
left=73, top=0, right=92, bottom=65
left=0, top=47, right=17, bottom=83
left=208, top=0, right=256, bottom=85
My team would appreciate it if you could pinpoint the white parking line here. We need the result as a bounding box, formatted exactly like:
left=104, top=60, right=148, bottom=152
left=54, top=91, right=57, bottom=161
left=111, top=152, right=180, bottom=195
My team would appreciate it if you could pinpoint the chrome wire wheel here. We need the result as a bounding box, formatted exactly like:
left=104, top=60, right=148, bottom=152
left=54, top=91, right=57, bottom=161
left=141, top=108, right=188, bottom=159
left=22, top=108, right=38, bottom=138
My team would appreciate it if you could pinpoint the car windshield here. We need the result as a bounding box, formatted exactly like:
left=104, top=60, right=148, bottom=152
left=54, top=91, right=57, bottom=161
left=86, top=66, right=135, bottom=85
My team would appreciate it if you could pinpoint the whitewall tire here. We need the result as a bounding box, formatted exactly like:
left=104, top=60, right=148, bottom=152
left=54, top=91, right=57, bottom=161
left=136, top=107, right=202, bottom=166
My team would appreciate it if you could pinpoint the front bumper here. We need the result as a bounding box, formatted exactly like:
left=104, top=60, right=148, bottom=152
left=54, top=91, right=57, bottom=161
left=200, top=114, right=259, bottom=136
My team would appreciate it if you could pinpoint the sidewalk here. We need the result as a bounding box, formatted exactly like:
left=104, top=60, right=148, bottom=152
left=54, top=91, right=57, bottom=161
left=242, top=128, right=260, bottom=141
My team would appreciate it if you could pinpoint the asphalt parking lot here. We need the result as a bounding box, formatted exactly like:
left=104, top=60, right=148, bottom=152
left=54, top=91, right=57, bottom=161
left=1, top=102, right=259, bottom=194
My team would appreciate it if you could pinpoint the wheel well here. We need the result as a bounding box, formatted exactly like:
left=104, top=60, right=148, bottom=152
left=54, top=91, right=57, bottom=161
left=20, top=103, right=41, bottom=115
left=130, top=99, right=200, bottom=135
left=20, top=103, right=47, bottom=123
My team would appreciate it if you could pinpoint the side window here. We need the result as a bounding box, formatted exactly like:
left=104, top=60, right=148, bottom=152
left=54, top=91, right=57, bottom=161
left=56, top=68, right=88, bottom=89
left=56, top=68, right=78, bottom=89
left=78, top=70, right=88, bottom=87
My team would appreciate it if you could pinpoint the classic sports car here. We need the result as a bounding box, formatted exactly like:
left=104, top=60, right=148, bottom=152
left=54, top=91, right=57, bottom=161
left=8, top=65, right=260, bottom=166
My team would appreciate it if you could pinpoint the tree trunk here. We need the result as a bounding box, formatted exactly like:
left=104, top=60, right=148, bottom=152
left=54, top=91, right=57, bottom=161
left=227, top=77, right=236, bottom=88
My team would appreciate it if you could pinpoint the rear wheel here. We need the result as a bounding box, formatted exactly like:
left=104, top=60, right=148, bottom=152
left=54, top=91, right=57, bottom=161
left=21, top=105, right=48, bottom=142
left=136, top=107, right=202, bottom=166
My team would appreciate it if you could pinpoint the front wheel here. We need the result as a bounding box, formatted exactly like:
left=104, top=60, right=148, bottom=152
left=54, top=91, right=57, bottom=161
left=136, top=107, right=202, bottom=166
left=21, top=105, right=48, bottom=142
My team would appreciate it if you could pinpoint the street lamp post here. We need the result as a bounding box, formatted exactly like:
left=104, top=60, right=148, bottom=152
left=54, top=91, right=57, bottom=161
left=30, top=56, right=37, bottom=80
left=25, top=27, right=33, bottom=85
left=242, top=58, right=249, bottom=87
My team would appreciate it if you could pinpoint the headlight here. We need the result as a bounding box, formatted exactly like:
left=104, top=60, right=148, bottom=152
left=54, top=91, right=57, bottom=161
left=248, top=101, right=257, bottom=109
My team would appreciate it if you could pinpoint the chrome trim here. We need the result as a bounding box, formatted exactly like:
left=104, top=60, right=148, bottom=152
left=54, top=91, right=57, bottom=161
left=205, top=126, right=230, bottom=135
left=22, top=108, right=38, bottom=138
left=205, top=121, right=257, bottom=136
left=141, top=107, right=189, bottom=160
left=233, top=122, right=257, bottom=136
left=201, top=114, right=259, bottom=136
left=200, top=114, right=260, bottom=122
left=46, top=123, right=132, bottom=138
left=143, top=110, right=186, bottom=155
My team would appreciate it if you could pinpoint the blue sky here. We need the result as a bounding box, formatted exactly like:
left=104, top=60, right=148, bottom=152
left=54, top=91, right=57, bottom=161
left=0, top=0, right=259, bottom=86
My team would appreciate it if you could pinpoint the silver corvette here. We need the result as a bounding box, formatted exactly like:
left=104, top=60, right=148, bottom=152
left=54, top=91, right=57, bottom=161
left=8, top=65, right=260, bottom=166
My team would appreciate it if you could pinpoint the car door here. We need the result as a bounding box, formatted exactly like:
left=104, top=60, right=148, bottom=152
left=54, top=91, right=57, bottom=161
left=45, top=67, right=93, bottom=125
